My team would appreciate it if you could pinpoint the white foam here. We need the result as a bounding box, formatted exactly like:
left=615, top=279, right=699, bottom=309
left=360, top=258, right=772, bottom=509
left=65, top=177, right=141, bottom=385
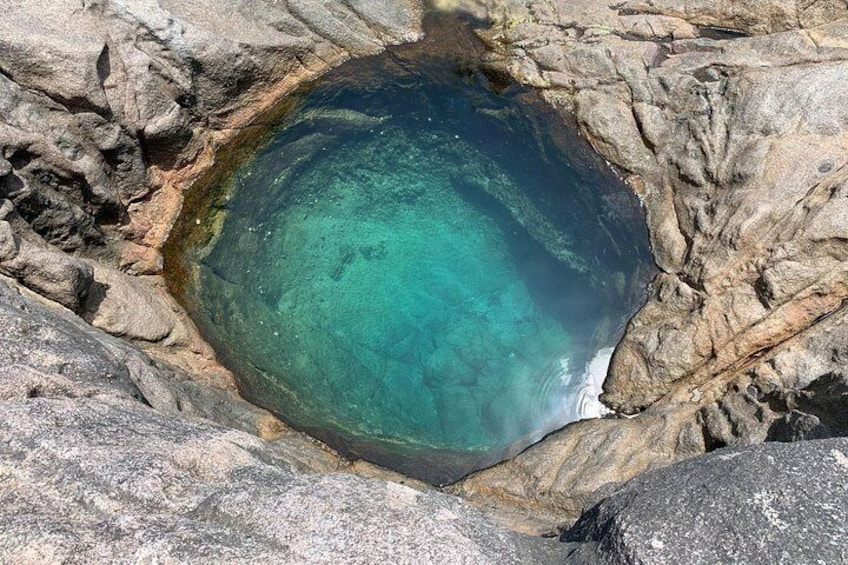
left=580, top=347, right=615, bottom=419
left=559, top=347, right=614, bottom=421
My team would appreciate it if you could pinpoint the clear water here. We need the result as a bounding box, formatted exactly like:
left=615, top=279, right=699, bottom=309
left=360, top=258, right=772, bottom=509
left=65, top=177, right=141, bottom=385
left=174, top=24, right=653, bottom=484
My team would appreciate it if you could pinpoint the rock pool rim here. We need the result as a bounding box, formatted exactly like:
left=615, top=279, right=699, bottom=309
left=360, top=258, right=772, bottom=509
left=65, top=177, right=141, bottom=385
left=164, top=11, right=654, bottom=486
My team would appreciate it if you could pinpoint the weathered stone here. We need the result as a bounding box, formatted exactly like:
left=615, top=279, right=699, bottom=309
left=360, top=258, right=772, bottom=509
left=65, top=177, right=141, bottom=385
left=618, top=15, right=698, bottom=40
left=767, top=411, right=831, bottom=442
left=2, top=0, right=848, bottom=552
left=0, top=222, right=94, bottom=312
left=796, top=373, right=848, bottom=436
left=0, top=0, right=423, bottom=263
left=617, top=0, right=848, bottom=34
left=697, top=390, right=773, bottom=449
left=84, top=264, right=177, bottom=343
left=0, top=396, right=561, bottom=564
left=0, top=221, right=18, bottom=261
left=455, top=0, right=848, bottom=423
left=455, top=405, right=706, bottom=532
left=0, top=277, right=144, bottom=402
left=763, top=371, right=848, bottom=442
left=564, top=439, right=848, bottom=565
left=0, top=275, right=345, bottom=470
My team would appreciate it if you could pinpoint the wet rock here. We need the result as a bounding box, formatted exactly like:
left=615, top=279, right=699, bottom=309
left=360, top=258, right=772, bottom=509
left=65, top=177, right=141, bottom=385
left=563, top=439, right=848, bottom=565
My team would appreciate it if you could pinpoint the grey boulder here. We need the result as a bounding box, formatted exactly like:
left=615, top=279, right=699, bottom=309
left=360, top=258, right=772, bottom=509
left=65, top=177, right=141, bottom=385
left=0, top=395, right=561, bottom=564
left=564, top=438, right=848, bottom=564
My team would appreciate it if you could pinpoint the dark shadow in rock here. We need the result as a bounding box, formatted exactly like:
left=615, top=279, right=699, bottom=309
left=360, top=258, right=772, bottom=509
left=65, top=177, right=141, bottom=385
left=82, top=280, right=108, bottom=324
left=767, top=411, right=831, bottom=442
left=697, top=26, right=750, bottom=40
left=796, top=372, right=848, bottom=436
left=766, top=372, right=848, bottom=442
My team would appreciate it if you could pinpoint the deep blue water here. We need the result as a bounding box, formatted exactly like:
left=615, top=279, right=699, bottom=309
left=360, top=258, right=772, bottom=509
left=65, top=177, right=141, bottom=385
left=176, top=30, right=653, bottom=484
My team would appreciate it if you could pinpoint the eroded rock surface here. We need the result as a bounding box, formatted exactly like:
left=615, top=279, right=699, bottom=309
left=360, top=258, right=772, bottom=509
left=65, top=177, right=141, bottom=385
left=0, top=275, right=564, bottom=563
left=0, top=0, right=430, bottom=467
left=564, top=438, right=848, bottom=565
left=0, top=396, right=562, bottom=564
left=0, top=0, right=422, bottom=274
left=462, top=0, right=848, bottom=414
left=0, top=0, right=431, bottom=432
left=1, top=0, right=847, bottom=558
left=0, top=276, right=332, bottom=469
left=0, top=4, right=580, bottom=559
left=443, top=0, right=848, bottom=531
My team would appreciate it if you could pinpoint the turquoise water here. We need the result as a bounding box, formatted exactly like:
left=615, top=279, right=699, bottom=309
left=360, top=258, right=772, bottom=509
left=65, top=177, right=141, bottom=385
left=180, top=34, right=652, bottom=483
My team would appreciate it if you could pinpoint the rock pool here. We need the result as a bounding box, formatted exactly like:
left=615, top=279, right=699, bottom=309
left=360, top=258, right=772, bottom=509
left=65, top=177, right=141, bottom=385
left=169, top=25, right=653, bottom=483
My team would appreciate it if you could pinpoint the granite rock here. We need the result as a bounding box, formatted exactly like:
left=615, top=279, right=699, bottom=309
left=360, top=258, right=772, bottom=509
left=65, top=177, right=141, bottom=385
left=0, top=274, right=566, bottom=562
left=460, top=282, right=848, bottom=532
left=0, top=0, right=423, bottom=269
left=459, top=0, right=848, bottom=418
left=1, top=0, right=848, bottom=553
left=0, top=394, right=559, bottom=563
left=0, top=218, right=94, bottom=312
left=0, top=396, right=561, bottom=564
left=564, top=438, right=848, bottom=565
left=0, top=273, right=355, bottom=472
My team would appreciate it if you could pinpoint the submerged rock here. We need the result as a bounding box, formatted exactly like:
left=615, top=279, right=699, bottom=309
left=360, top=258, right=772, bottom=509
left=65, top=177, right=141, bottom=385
left=462, top=0, right=848, bottom=416
left=179, top=57, right=651, bottom=482
left=445, top=0, right=848, bottom=531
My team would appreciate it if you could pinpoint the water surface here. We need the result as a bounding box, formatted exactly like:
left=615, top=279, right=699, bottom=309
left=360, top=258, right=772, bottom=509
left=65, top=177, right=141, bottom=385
left=170, top=21, right=653, bottom=483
